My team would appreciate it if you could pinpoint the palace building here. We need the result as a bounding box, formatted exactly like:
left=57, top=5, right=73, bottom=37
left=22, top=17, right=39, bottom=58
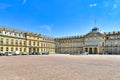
left=0, top=26, right=55, bottom=55
left=55, top=27, right=120, bottom=55
left=1, top=26, right=120, bottom=55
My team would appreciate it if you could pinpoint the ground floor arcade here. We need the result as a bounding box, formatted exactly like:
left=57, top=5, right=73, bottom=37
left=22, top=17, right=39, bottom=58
left=83, top=47, right=103, bottom=54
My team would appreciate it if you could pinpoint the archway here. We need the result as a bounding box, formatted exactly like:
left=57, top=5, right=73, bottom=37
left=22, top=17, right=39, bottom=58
left=94, top=48, right=97, bottom=54
left=85, top=48, right=88, bottom=52
left=89, top=48, right=92, bottom=54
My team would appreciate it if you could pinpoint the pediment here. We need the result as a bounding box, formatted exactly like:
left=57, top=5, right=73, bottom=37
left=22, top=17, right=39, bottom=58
left=85, top=31, right=104, bottom=37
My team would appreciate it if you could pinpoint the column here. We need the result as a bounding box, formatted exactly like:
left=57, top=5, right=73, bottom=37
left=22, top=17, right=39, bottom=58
left=92, top=48, right=94, bottom=54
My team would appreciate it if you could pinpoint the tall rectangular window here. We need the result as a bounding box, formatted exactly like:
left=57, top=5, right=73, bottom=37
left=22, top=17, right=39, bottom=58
left=0, top=38, right=3, bottom=44
left=24, top=48, right=26, bottom=52
left=16, top=48, right=18, bottom=51
left=29, top=41, right=31, bottom=45
left=106, top=42, right=108, bottom=46
left=20, top=40, right=22, bottom=45
left=96, top=37, right=99, bottom=40
left=37, top=42, right=39, bottom=46
left=0, top=47, right=3, bottom=51
left=6, top=39, right=9, bottom=44
left=6, top=47, right=8, bottom=52
left=41, top=43, right=43, bottom=47
left=20, top=48, right=22, bottom=51
left=110, top=42, right=112, bottom=46
left=16, top=40, right=18, bottom=45
left=33, top=41, right=35, bottom=46
left=24, top=41, right=26, bottom=45
left=88, top=38, right=90, bottom=41
left=11, top=39, right=14, bottom=45
left=11, top=47, right=13, bottom=51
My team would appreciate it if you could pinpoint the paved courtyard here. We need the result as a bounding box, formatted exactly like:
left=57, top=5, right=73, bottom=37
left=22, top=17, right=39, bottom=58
left=0, top=54, right=120, bottom=80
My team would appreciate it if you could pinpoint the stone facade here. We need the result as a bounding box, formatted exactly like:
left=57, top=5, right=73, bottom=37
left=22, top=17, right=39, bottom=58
left=0, top=26, right=55, bottom=54
left=55, top=27, right=120, bottom=54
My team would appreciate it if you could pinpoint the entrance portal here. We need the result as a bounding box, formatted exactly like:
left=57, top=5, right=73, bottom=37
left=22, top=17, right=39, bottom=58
left=94, top=48, right=97, bottom=54
left=89, top=48, right=92, bottom=54
left=33, top=48, right=36, bottom=52
left=85, top=48, right=88, bottom=52
left=29, top=48, right=32, bottom=53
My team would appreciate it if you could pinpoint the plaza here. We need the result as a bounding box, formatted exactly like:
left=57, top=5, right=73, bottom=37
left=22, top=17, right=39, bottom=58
left=0, top=55, right=120, bottom=80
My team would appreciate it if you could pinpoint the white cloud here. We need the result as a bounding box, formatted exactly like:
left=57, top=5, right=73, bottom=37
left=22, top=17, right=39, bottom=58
left=23, top=0, right=27, bottom=5
left=113, top=4, right=117, bottom=9
left=89, top=3, right=97, bottom=8
left=40, top=25, right=52, bottom=32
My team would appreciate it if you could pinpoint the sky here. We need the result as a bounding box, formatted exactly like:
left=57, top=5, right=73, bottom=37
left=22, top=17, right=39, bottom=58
left=0, top=0, right=120, bottom=37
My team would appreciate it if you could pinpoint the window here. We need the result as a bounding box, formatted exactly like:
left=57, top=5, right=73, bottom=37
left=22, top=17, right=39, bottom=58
left=11, top=39, right=14, bottom=45
left=106, top=37, right=109, bottom=39
left=6, top=39, right=9, bottom=44
left=16, top=48, right=18, bottom=51
left=0, top=47, right=3, bottom=51
left=114, top=42, right=118, bottom=47
left=88, top=38, right=90, bottom=41
left=37, top=42, right=39, bottom=46
left=20, top=40, right=22, bottom=45
left=96, top=37, right=99, bottom=40
left=24, top=41, right=26, bottom=45
left=6, top=47, right=8, bottom=52
left=102, top=42, right=104, bottom=46
left=96, top=42, right=98, bottom=46
left=14, top=33, right=16, bottom=36
left=110, top=42, right=112, bottom=46
left=29, top=41, right=31, bottom=45
left=33, top=41, right=35, bottom=46
left=92, top=42, right=94, bottom=46
left=24, top=48, right=26, bottom=52
left=106, top=42, right=108, bottom=46
left=11, top=48, right=13, bottom=51
left=41, top=43, right=43, bottom=47
left=20, top=48, right=22, bottom=51
left=0, top=38, right=3, bottom=44
left=16, top=40, right=18, bottom=45
left=5, top=32, right=6, bottom=34
left=44, top=44, right=45, bottom=47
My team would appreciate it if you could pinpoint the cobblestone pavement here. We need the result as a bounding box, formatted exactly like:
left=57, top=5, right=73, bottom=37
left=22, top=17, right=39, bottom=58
left=0, top=55, right=120, bottom=80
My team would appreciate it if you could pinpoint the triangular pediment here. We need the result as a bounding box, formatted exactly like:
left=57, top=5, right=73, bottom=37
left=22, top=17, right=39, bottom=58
left=85, top=27, right=104, bottom=37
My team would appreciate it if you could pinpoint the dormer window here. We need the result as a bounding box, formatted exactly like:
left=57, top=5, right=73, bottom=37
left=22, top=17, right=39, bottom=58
left=14, top=33, right=16, bottom=36
left=106, top=37, right=109, bottom=39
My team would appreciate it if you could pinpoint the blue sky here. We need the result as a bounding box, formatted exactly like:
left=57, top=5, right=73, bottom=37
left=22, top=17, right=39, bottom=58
left=0, top=0, right=120, bottom=37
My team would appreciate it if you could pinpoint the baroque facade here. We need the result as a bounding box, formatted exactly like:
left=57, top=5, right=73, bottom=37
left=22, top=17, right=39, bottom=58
left=0, top=26, right=55, bottom=54
left=55, top=27, right=120, bottom=54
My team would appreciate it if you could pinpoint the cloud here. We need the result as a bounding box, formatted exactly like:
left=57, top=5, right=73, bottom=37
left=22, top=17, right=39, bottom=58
left=39, top=25, right=52, bottom=32
left=89, top=3, right=97, bottom=8
left=0, top=3, right=11, bottom=10
left=113, top=4, right=117, bottom=9
left=23, top=0, right=27, bottom=5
